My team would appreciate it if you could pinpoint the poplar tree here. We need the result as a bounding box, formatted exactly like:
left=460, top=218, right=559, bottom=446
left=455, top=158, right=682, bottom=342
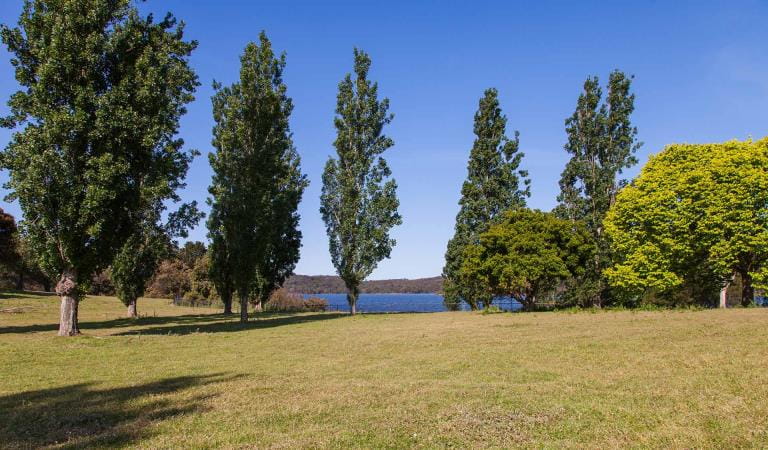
left=320, top=49, right=402, bottom=315
left=443, top=88, right=530, bottom=310
left=0, top=0, right=198, bottom=335
left=207, top=32, right=306, bottom=322
left=555, top=71, right=641, bottom=307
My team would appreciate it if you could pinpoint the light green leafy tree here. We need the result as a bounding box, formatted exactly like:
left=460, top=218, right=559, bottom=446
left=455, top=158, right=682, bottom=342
left=459, top=209, right=593, bottom=311
left=0, top=0, right=198, bottom=335
left=605, top=138, right=768, bottom=307
left=443, top=88, right=529, bottom=310
left=320, top=49, right=402, bottom=315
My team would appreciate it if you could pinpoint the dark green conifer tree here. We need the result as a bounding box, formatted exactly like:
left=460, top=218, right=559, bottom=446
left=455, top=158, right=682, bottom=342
left=443, top=88, right=530, bottom=310
left=207, top=32, right=307, bottom=322
left=555, top=71, right=641, bottom=307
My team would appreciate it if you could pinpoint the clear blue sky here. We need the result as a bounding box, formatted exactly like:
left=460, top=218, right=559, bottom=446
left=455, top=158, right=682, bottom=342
left=1, top=1, right=767, bottom=279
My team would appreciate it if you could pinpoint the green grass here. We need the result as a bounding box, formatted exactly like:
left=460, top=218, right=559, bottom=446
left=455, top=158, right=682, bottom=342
left=1, top=292, right=767, bottom=448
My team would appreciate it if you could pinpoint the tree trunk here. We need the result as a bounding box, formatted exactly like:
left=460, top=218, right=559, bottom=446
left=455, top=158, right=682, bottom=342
left=127, top=298, right=138, bottom=318
left=526, top=294, right=537, bottom=312
left=239, top=293, right=248, bottom=323
left=741, top=271, right=754, bottom=307
left=593, top=280, right=603, bottom=309
left=719, top=281, right=729, bottom=309
left=253, top=299, right=263, bottom=313
left=222, top=292, right=232, bottom=315
left=347, top=285, right=359, bottom=315
left=15, top=269, right=24, bottom=291
left=56, top=270, right=79, bottom=336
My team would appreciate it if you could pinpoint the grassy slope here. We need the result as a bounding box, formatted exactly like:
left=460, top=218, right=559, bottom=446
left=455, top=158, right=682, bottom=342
left=0, top=293, right=766, bottom=449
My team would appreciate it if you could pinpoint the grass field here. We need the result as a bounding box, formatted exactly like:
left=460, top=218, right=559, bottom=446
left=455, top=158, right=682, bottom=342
left=1, top=292, right=767, bottom=448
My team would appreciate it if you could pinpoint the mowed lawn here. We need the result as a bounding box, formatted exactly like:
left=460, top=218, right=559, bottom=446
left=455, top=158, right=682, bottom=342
left=0, top=293, right=767, bottom=448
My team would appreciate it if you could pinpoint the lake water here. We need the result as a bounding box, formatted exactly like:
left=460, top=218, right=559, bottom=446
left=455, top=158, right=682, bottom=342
left=303, top=293, right=523, bottom=313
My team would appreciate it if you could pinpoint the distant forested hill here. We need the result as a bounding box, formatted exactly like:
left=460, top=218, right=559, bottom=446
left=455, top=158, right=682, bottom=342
left=285, top=275, right=443, bottom=294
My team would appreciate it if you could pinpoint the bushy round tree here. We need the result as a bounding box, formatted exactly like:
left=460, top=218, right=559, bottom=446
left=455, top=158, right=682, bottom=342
left=459, top=209, right=593, bottom=311
left=605, top=138, right=768, bottom=307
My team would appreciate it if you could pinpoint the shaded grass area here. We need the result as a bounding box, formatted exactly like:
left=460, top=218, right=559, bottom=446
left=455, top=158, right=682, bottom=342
left=1, top=293, right=767, bottom=448
left=0, top=373, right=243, bottom=448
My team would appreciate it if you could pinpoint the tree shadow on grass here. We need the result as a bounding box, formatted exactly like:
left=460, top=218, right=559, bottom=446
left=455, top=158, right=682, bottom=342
left=113, top=312, right=348, bottom=336
left=0, top=372, right=244, bottom=449
left=0, top=290, right=57, bottom=300
left=0, top=312, right=346, bottom=335
left=0, top=312, right=234, bottom=335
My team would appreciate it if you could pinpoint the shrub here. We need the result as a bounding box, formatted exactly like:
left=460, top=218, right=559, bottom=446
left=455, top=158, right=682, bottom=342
left=265, top=289, right=329, bottom=313
left=304, top=296, right=328, bottom=312
left=176, top=292, right=217, bottom=308
left=89, top=271, right=115, bottom=295
left=481, top=305, right=503, bottom=315
left=265, top=289, right=306, bottom=312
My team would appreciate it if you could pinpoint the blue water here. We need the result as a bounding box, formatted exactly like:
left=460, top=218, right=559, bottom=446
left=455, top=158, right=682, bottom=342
left=303, top=293, right=523, bottom=313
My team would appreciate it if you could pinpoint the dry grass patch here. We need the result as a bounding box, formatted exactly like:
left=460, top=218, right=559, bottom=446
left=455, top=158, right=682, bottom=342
left=0, top=293, right=767, bottom=448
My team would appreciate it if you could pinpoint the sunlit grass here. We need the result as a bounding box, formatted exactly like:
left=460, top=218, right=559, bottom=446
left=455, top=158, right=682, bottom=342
left=1, top=292, right=766, bottom=448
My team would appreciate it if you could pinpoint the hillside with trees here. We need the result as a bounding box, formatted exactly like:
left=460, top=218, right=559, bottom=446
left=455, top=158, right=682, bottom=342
left=284, top=275, right=443, bottom=294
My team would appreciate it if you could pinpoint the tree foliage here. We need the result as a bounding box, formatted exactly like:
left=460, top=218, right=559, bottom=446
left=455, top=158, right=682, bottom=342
left=605, top=138, right=768, bottom=306
left=207, top=216, right=235, bottom=314
left=0, top=207, right=18, bottom=272
left=110, top=205, right=201, bottom=318
left=443, top=88, right=529, bottom=310
left=0, top=0, right=198, bottom=335
left=207, top=32, right=307, bottom=322
left=177, top=240, right=208, bottom=269
left=320, top=49, right=402, bottom=315
left=459, top=209, right=593, bottom=311
left=555, top=71, right=641, bottom=307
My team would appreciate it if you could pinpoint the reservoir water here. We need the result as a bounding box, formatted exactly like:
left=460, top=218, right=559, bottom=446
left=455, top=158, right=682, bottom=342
left=303, top=293, right=523, bottom=313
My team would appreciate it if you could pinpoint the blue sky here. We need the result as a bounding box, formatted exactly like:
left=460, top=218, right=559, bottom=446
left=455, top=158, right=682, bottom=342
left=1, top=1, right=767, bottom=279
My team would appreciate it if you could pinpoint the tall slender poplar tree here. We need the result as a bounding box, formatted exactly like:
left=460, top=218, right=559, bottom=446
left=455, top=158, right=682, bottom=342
left=0, top=0, right=198, bottom=335
left=443, top=88, right=530, bottom=310
left=320, top=49, right=402, bottom=315
left=207, top=32, right=306, bottom=322
left=555, top=71, right=641, bottom=307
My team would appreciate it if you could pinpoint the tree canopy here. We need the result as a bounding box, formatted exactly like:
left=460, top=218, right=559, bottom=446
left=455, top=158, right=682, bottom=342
left=443, top=88, right=529, bottom=310
left=459, top=209, right=593, bottom=311
left=111, top=205, right=201, bottom=318
left=207, top=32, right=306, bottom=322
left=0, top=0, right=198, bottom=335
left=605, top=138, right=768, bottom=307
left=320, top=49, right=401, bottom=315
